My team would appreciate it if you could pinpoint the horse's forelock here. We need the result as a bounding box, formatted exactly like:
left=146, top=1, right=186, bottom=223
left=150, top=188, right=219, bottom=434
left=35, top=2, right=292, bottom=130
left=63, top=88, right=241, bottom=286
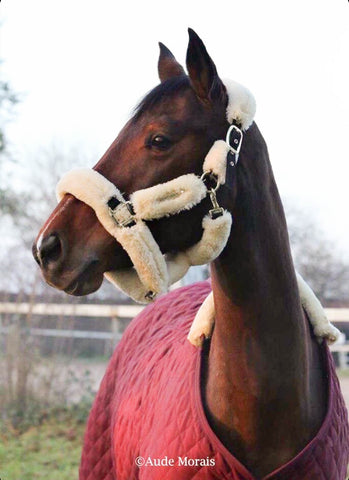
left=134, top=76, right=190, bottom=120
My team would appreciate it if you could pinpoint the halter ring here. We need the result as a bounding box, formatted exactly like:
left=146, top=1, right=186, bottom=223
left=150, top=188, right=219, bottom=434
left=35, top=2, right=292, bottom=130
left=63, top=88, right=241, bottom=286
left=200, top=171, right=220, bottom=192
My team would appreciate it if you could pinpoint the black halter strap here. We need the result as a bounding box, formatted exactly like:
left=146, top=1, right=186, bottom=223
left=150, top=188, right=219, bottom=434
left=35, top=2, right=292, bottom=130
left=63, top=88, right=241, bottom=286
left=225, top=120, right=243, bottom=191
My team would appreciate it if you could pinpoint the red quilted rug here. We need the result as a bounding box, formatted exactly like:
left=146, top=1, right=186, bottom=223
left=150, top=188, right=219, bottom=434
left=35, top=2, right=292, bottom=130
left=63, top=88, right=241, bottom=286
left=80, top=281, right=349, bottom=480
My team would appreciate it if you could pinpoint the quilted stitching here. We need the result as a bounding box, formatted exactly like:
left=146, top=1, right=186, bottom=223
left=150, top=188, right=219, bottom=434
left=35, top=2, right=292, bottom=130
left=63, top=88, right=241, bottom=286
left=80, top=281, right=349, bottom=480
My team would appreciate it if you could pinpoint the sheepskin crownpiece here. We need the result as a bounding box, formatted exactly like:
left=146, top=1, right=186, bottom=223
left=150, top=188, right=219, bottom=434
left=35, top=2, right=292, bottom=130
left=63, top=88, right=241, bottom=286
left=224, top=79, right=256, bottom=130
left=55, top=78, right=256, bottom=304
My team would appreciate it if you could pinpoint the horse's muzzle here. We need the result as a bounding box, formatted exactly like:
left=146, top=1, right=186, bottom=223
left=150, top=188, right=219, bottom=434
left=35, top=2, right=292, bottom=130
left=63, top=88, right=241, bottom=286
left=32, top=233, right=104, bottom=296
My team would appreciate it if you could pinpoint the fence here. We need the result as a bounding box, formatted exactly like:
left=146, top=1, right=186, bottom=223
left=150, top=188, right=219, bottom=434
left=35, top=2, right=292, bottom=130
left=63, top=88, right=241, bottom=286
left=0, top=302, right=143, bottom=355
left=1, top=303, right=349, bottom=365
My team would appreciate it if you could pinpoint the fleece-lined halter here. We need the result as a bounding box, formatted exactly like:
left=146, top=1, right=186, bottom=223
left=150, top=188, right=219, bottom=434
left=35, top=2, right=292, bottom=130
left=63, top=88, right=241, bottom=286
left=56, top=79, right=340, bottom=346
left=57, top=79, right=254, bottom=303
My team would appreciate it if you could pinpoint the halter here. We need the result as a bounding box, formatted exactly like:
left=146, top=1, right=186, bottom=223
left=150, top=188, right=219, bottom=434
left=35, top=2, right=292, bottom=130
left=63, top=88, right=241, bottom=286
left=56, top=79, right=256, bottom=303
left=55, top=78, right=340, bottom=347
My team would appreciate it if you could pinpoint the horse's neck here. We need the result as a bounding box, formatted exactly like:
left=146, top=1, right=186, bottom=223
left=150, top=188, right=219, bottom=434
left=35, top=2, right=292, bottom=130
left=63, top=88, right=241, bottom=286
left=203, top=124, right=325, bottom=476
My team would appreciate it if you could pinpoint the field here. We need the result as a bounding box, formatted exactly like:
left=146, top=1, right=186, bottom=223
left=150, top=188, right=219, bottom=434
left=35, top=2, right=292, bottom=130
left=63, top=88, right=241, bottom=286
left=0, top=421, right=85, bottom=480
left=1, top=363, right=349, bottom=480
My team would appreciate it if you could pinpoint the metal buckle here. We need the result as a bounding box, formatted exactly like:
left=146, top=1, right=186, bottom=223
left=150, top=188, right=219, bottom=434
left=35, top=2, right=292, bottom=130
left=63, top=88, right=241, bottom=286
left=108, top=201, right=136, bottom=228
left=226, top=124, right=243, bottom=164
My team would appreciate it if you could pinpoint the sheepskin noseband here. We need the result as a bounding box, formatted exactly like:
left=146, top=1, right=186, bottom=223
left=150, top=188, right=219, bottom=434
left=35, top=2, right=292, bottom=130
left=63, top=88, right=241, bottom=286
left=56, top=79, right=256, bottom=303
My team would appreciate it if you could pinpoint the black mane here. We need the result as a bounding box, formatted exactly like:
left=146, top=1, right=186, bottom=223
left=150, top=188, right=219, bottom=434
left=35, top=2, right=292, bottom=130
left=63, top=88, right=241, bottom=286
left=134, top=76, right=189, bottom=119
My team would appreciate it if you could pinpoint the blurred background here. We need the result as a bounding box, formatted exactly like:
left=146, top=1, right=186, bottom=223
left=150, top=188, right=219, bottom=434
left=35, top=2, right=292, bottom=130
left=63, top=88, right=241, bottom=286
left=0, top=1, right=348, bottom=478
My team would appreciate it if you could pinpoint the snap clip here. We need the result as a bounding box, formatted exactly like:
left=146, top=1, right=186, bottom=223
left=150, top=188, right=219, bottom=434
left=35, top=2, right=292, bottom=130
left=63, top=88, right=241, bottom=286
left=208, top=189, right=224, bottom=219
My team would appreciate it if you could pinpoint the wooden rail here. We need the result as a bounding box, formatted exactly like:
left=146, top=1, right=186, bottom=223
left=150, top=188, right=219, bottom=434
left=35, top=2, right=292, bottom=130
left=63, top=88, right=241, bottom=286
left=0, top=326, right=120, bottom=341
left=1, top=303, right=347, bottom=321
left=1, top=304, right=349, bottom=363
left=0, top=302, right=143, bottom=348
left=0, top=302, right=144, bottom=318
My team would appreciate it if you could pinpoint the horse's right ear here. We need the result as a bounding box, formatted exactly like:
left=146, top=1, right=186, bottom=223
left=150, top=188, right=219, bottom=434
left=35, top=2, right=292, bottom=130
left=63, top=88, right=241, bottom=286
left=186, top=28, right=226, bottom=104
left=158, top=43, right=185, bottom=82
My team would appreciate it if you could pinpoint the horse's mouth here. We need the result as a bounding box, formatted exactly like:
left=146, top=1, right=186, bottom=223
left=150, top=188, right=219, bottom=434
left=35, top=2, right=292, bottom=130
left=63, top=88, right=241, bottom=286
left=64, top=277, right=102, bottom=296
left=63, top=261, right=104, bottom=296
left=38, top=258, right=104, bottom=297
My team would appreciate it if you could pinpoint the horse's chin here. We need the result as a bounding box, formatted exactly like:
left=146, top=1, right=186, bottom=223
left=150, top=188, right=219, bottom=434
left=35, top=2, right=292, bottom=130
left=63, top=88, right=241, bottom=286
left=63, top=275, right=103, bottom=296
left=42, top=259, right=105, bottom=297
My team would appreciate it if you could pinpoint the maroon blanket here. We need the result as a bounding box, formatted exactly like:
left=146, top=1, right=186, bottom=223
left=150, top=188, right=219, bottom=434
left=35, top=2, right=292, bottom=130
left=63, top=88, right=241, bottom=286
left=80, top=281, right=349, bottom=480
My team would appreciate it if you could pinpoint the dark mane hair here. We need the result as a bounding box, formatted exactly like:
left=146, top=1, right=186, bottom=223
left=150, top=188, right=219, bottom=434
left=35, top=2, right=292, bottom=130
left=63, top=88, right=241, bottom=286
left=134, top=76, right=189, bottom=119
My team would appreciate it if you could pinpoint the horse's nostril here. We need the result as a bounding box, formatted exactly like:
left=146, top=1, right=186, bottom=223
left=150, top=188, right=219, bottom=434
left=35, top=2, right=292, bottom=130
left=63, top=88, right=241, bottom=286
left=38, top=233, right=63, bottom=265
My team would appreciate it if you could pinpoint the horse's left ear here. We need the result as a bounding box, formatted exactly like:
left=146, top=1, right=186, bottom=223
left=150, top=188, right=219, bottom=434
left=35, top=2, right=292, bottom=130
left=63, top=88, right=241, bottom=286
left=158, top=43, right=185, bottom=82
left=186, top=28, right=226, bottom=104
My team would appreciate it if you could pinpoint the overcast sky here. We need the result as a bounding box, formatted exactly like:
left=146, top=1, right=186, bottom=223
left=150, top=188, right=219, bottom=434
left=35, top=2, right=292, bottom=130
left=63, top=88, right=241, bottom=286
left=1, top=0, right=349, bottom=254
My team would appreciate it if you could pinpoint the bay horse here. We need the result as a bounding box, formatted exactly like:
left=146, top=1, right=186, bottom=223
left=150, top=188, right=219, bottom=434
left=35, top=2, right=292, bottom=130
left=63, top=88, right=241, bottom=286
left=33, top=29, right=349, bottom=479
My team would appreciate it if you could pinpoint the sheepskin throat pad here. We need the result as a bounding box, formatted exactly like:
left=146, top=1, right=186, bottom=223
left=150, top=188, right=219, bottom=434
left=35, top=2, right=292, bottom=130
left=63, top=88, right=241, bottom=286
left=56, top=79, right=256, bottom=303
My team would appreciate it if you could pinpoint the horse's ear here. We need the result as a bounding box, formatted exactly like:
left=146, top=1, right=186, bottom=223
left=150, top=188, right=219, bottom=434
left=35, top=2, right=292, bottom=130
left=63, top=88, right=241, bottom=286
left=158, top=43, right=185, bottom=82
left=186, top=28, right=226, bottom=104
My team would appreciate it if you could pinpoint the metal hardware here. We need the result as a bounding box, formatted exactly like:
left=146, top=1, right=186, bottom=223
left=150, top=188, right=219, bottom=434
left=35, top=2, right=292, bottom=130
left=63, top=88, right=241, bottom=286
left=208, top=187, right=224, bottom=219
left=107, top=195, right=121, bottom=210
left=201, top=171, right=224, bottom=219
left=200, top=171, right=219, bottom=191
left=226, top=124, right=243, bottom=165
left=108, top=201, right=136, bottom=228
left=145, top=290, right=156, bottom=301
left=227, top=150, right=238, bottom=167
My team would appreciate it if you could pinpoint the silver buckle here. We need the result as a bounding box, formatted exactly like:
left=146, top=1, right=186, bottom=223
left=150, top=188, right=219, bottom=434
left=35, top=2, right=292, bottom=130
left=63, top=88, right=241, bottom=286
left=108, top=201, right=136, bottom=227
left=226, top=124, right=243, bottom=164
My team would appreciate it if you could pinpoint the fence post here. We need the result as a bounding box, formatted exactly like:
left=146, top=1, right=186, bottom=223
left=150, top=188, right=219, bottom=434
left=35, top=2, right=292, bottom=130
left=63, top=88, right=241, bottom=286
left=107, top=316, right=122, bottom=356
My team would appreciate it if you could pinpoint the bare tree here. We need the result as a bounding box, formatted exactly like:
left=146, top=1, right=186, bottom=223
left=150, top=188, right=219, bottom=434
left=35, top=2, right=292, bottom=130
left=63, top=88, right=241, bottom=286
left=0, top=74, right=21, bottom=215
left=1, top=142, right=128, bottom=300
left=285, top=204, right=349, bottom=303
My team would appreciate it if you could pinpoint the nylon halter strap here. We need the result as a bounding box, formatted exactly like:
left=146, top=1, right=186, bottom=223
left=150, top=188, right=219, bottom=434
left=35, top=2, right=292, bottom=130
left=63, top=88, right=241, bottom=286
left=56, top=79, right=256, bottom=303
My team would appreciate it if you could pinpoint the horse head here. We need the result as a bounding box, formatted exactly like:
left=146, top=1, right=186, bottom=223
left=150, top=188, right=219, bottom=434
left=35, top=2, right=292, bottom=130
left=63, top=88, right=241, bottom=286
left=33, top=29, right=247, bottom=299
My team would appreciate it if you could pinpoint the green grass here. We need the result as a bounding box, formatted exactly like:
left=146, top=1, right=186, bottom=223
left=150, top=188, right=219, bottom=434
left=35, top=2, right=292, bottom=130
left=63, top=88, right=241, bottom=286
left=0, top=420, right=85, bottom=480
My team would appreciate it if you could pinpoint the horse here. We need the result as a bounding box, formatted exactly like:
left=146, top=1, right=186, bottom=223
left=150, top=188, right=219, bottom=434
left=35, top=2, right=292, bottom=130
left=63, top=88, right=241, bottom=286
left=33, top=29, right=349, bottom=479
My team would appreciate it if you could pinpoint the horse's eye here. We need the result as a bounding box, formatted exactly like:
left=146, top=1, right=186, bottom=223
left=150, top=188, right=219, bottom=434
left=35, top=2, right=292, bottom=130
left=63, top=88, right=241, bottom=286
left=149, top=135, right=172, bottom=150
